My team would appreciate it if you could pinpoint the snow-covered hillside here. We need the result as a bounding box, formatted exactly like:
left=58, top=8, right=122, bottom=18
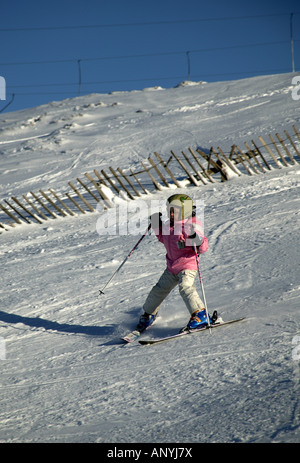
left=0, top=73, right=300, bottom=443
left=0, top=73, right=298, bottom=199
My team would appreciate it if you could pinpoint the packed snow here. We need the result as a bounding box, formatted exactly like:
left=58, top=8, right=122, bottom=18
left=0, top=73, right=300, bottom=443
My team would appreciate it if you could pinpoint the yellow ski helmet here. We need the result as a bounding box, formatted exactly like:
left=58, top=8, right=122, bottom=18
left=167, top=194, right=193, bottom=220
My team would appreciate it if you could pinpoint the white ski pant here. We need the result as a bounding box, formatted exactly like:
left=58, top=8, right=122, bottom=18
left=143, top=269, right=205, bottom=316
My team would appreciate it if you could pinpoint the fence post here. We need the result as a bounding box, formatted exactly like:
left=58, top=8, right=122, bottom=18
left=235, top=146, right=260, bottom=174
left=84, top=172, right=113, bottom=208
left=0, top=202, right=21, bottom=224
left=171, top=150, right=199, bottom=186
left=217, top=147, right=243, bottom=176
left=292, top=125, right=300, bottom=142
left=258, top=136, right=283, bottom=168
left=93, top=169, right=108, bottom=187
left=181, top=151, right=206, bottom=185
left=148, top=157, right=170, bottom=188
left=230, top=146, right=253, bottom=175
left=4, top=199, right=31, bottom=223
left=241, top=143, right=265, bottom=173
left=140, top=161, right=162, bottom=191
left=76, top=178, right=99, bottom=204
left=129, top=168, right=148, bottom=194
left=11, top=196, right=43, bottom=224
left=65, top=193, right=85, bottom=214
left=251, top=140, right=272, bottom=171
left=188, top=148, right=215, bottom=183
left=197, top=148, right=228, bottom=180
left=0, top=222, right=9, bottom=231
left=30, top=191, right=57, bottom=219
left=275, top=133, right=297, bottom=165
left=109, top=167, right=135, bottom=200
left=49, top=189, right=75, bottom=216
left=243, top=142, right=267, bottom=172
left=210, top=147, right=241, bottom=178
left=100, top=169, right=120, bottom=194
left=267, top=135, right=289, bottom=167
left=68, top=182, right=95, bottom=212
left=284, top=130, right=300, bottom=161
left=117, top=167, right=141, bottom=197
left=23, top=194, right=49, bottom=220
left=39, top=190, right=67, bottom=217
left=153, top=152, right=181, bottom=187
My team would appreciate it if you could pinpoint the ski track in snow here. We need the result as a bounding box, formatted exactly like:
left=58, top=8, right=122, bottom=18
left=0, top=73, right=300, bottom=443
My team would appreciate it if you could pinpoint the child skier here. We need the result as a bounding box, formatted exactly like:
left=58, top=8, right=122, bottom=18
left=136, top=194, right=217, bottom=333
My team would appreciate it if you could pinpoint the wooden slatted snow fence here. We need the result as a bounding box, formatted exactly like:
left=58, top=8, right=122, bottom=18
left=1, top=125, right=299, bottom=232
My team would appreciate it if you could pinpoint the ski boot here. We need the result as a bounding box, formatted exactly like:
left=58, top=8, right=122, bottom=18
left=136, top=312, right=156, bottom=333
left=180, top=309, right=212, bottom=333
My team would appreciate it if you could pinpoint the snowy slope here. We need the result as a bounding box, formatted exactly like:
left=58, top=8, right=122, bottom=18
left=1, top=73, right=300, bottom=443
left=0, top=73, right=298, bottom=199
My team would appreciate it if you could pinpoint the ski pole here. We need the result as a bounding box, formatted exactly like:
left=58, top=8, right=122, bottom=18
left=99, top=223, right=151, bottom=296
left=193, top=244, right=212, bottom=334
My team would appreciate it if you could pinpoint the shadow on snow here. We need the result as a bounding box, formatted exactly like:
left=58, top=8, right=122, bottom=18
left=0, top=310, right=115, bottom=337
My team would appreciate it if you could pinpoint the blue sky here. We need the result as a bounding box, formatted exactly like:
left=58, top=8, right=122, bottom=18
left=1, top=0, right=299, bottom=112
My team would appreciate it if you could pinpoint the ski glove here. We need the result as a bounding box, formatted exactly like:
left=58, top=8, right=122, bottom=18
left=188, top=232, right=203, bottom=247
left=177, top=233, right=203, bottom=249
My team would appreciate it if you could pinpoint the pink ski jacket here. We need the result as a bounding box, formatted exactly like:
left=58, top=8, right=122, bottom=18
left=153, top=216, right=208, bottom=275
